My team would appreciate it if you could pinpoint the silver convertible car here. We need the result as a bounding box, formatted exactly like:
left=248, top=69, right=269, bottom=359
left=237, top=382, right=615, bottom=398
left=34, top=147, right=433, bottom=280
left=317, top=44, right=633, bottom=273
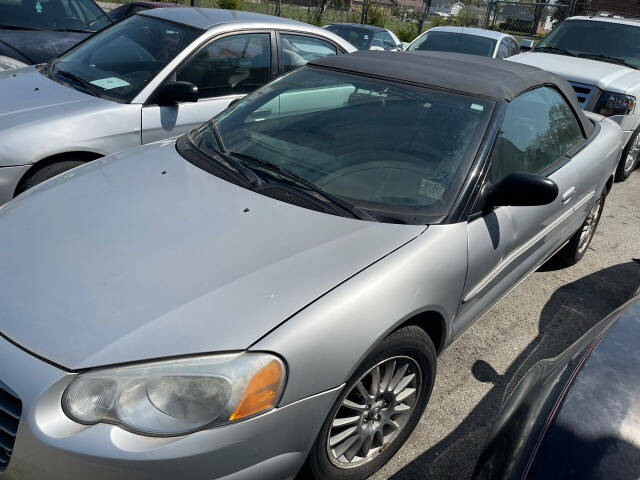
left=0, top=52, right=622, bottom=480
left=0, top=8, right=354, bottom=205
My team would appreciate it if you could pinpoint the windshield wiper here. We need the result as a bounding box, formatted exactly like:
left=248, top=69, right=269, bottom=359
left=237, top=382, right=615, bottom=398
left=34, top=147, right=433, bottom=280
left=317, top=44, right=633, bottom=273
left=0, top=24, right=44, bottom=31
left=54, top=69, right=99, bottom=97
left=229, top=151, right=376, bottom=221
left=535, top=46, right=576, bottom=57
left=50, top=27, right=93, bottom=33
left=576, top=53, right=638, bottom=70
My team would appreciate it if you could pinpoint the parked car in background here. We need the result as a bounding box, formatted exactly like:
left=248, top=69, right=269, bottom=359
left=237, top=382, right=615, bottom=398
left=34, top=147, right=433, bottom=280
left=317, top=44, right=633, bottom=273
left=405, top=26, right=519, bottom=58
left=473, top=294, right=640, bottom=480
left=0, top=0, right=111, bottom=71
left=324, top=23, right=402, bottom=51
left=107, top=1, right=181, bottom=22
left=510, top=15, right=640, bottom=181
left=0, top=51, right=621, bottom=480
left=0, top=8, right=354, bottom=204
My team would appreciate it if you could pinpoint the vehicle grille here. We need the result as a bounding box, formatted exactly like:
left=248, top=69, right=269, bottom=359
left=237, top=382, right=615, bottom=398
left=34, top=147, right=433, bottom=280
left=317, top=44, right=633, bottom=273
left=0, top=384, right=21, bottom=472
left=569, top=81, right=596, bottom=109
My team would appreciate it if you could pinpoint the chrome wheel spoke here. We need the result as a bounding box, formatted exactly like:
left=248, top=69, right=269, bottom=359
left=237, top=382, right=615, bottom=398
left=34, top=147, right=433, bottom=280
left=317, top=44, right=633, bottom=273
left=356, top=381, right=373, bottom=402
left=343, top=399, right=367, bottom=412
left=370, top=366, right=381, bottom=397
left=333, top=432, right=360, bottom=459
left=393, top=372, right=415, bottom=395
left=330, top=426, right=358, bottom=448
left=389, top=363, right=409, bottom=392
left=361, top=432, right=374, bottom=458
left=332, top=415, right=360, bottom=428
left=395, top=387, right=416, bottom=404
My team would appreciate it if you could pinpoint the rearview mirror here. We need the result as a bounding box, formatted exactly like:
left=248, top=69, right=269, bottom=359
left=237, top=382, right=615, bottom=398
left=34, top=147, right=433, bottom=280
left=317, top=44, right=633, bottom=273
left=488, top=172, right=558, bottom=209
left=520, top=38, right=535, bottom=52
left=157, top=81, right=198, bottom=105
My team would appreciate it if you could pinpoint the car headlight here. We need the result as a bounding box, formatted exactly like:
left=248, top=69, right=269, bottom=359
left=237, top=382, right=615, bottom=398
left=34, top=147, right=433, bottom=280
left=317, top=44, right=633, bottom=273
left=0, top=55, right=28, bottom=72
left=595, top=92, right=636, bottom=117
left=62, top=352, right=286, bottom=436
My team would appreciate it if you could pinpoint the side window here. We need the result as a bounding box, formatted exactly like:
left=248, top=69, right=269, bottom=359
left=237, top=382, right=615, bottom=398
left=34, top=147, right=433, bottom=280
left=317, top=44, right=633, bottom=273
left=497, top=41, right=510, bottom=58
left=280, top=34, right=337, bottom=73
left=176, top=33, right=271, bottom=99
left=490, top=87, right=584, bottom=183
left=373, top=31, right=396, bottom=50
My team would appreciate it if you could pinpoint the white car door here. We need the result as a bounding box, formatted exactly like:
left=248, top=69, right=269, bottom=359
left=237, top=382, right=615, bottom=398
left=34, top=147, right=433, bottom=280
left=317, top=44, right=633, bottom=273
left=141, top=32, right=274, bottom=144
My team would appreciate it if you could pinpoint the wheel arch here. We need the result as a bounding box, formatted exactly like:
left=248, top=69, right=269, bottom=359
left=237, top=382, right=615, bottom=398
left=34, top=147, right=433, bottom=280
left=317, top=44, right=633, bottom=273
left=15, top=151, right=104, bottom=196
left=392, top=310, right=447, bottom=355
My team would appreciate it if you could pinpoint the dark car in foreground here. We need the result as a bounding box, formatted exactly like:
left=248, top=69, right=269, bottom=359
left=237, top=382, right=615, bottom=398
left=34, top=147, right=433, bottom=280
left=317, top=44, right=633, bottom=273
left=473, top=293, right=640, bottom=480
left=0, top=0, right=111, bottom=70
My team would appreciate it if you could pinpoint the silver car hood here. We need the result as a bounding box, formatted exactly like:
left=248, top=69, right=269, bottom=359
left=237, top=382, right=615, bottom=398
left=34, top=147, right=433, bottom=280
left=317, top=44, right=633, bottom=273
left=0, top=141, right=425, bottom=370
left=0, top=66, right=104, bottom=131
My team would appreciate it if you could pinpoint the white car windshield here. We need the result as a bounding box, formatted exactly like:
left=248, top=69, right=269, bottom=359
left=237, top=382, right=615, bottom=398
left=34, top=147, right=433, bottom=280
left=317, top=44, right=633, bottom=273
left=536, top=19, right=640, bottom=70
left=46, top=15, right=201, bottom=102
left=188, top=67, right=493, bottom=223
left=408, top=32, right=497, bottom=57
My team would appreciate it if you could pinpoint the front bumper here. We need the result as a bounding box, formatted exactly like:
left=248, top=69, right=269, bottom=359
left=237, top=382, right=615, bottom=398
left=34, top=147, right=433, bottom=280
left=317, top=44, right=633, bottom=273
left=0, top=166, right=30, bottom=206
left=0, top=337, right=341, bottom=479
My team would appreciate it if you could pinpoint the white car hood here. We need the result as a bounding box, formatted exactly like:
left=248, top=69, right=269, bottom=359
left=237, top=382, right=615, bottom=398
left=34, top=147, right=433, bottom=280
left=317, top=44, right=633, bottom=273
left=509, top=52, right=640, bottom=94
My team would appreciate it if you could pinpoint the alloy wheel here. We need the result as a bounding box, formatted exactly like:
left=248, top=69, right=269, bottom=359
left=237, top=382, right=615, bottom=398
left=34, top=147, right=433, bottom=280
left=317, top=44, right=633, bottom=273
left=577, top=196, right=602, bottom=255
left=623, top=133, right=640, bottom=174
left=326, top=356, right=421, bottom=468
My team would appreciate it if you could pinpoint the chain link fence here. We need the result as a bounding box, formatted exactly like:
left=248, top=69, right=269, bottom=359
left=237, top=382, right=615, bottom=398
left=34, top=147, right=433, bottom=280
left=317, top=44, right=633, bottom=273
left=483, top=1, right=573, bottom=38
left=98, top=0, right=576, bottom=44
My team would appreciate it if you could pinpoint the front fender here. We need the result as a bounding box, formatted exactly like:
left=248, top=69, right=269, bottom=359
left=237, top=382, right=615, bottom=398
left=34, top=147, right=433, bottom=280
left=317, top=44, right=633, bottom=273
left=252, top=223, right=469, bottom=406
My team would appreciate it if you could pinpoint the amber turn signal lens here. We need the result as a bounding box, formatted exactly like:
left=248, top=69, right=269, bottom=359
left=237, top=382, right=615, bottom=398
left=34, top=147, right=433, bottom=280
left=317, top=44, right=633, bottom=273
left=230, top=359, right=283, bottom=421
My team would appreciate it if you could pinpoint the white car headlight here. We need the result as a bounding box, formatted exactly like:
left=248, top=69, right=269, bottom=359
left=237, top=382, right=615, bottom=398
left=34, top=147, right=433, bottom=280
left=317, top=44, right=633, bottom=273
left=0, top=55, right=28, bottom=72
left=62, top=352, right=286, bottom=436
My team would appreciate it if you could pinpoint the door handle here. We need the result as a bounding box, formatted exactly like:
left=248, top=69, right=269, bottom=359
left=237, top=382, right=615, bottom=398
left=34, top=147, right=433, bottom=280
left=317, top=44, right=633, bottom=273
left=562, top=187, right=576, bottom=204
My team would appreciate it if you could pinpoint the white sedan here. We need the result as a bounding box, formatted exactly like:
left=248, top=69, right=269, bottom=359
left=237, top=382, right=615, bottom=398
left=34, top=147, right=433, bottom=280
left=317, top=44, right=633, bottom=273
left=405, top=26, right=519, bottom=58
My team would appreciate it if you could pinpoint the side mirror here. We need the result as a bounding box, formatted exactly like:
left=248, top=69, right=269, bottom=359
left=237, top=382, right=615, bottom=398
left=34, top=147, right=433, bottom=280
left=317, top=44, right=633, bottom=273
left=157, top=81, right=198, bottom=105
left=488, top=172, right=558, bottom=209
left=520, top=38, right=535, bottom=52
left=370, top=46, right=385, bottom=51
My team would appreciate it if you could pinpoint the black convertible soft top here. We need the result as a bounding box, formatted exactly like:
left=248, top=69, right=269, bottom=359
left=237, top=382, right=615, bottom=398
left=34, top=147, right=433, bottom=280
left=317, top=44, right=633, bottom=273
left=310, top=50, right=594, bottom=136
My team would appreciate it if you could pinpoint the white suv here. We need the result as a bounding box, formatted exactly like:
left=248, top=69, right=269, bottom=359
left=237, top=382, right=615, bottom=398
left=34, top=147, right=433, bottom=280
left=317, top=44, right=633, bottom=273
left=509, top=15, right=640, bottom=180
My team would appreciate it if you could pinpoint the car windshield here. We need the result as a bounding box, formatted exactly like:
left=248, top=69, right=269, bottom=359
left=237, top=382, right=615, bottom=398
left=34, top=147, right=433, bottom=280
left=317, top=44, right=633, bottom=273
left=325, top=25, right=373, bottom=50
left=187, top=67, right=493, bottom=223
left=408, top=31, right=497, bottom=57
left=536, top=19, right=640, bottom=69
left=47, top=15, right=201, bottom=102
left=0, top=0, right=110, bottom=32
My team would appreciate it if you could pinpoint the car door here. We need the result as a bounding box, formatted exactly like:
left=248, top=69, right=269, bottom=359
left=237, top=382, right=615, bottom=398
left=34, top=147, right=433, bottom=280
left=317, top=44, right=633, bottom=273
left=141, top=31, right=275, bottom=144
left=277, top=32, right=338, bottom=74
left=454, top=87, right=584, bottom=337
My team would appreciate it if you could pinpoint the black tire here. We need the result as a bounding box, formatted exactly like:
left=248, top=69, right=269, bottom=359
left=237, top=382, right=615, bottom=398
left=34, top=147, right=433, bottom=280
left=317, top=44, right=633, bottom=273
left=557, top=193, right=605, bottom=266
left=17, top=160, right=85, bottom=195
left=615, top=128, right=640, bottom=182
left=307, top=325, right=436, bottom=480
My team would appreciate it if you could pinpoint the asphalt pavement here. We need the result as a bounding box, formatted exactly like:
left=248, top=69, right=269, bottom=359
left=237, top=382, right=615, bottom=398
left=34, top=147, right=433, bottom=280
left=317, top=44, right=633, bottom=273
left=371, top=168, right=640, bottom=479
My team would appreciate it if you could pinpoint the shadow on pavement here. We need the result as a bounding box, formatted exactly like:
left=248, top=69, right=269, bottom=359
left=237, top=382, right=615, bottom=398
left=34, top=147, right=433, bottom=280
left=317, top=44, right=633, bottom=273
left=389, top=261, right=640, bottom=480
